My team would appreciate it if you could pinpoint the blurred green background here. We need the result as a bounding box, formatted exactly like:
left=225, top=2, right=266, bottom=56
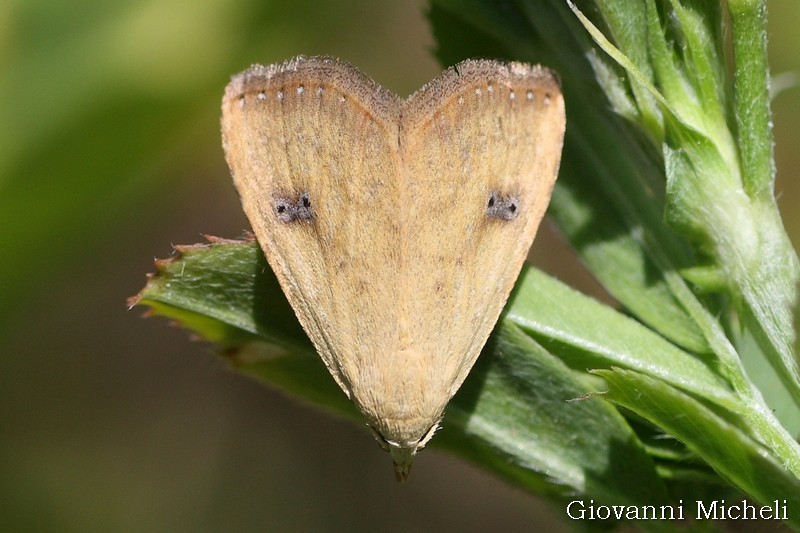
left=1, top=0, right=797, bottom=530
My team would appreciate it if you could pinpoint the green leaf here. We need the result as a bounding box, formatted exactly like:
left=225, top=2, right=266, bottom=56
left=728, top=0, right=775, bottom=197
left=566, top=0, right=800, bottom=406
left=506, top=268, right=733, bottom=408
left=426, top=1, right=800, bottom=529
left=597, top=367, right=800, bottom=530
left=133, top=239, right=671, bottom=510
left=442, top=321, right=670, bottom=508
left=505, top=266, right=800, bottom=478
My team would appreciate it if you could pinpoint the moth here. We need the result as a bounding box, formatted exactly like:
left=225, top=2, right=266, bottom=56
left=221, top=56, right=565, bottom=480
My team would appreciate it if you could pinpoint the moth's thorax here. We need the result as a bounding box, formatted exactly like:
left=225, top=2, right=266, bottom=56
left=368, top=410, right=443, bottom=444
left=352, top=378, right=448, bottom=444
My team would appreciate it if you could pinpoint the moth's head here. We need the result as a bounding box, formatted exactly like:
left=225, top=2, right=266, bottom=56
left=370, top=422, right=440, bottom=482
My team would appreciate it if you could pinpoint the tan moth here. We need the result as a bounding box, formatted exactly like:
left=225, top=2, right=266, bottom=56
left=221, top=56, right=565, bottom=480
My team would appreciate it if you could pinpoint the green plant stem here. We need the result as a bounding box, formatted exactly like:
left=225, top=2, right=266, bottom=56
left=729, top=0, right=773, bottom=197
left=728, top=0, right=800, bottom=408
